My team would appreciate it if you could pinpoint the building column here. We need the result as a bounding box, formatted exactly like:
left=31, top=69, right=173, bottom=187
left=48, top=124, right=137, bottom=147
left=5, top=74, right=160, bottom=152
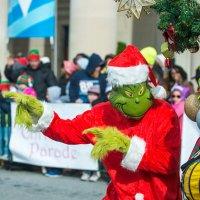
left=117, top=13, right=133, bottom=45
left=0, top=0, right=9, bottom=80
left=69, top=0, right=117, bottom=59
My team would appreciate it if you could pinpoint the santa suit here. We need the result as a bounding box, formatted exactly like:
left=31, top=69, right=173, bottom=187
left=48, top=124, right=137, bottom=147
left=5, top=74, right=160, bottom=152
left=33, top=99, right=181, bottom=200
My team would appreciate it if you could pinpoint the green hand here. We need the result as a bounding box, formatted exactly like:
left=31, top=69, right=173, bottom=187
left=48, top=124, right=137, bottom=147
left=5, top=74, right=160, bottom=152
left=84, top=127, right=130, bottom=160
left=3, top=92, right=44, bottom=129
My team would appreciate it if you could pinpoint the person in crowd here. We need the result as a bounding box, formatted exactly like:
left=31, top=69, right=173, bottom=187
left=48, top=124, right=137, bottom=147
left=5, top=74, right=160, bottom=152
left=16, top=74, right=37, bottom=97
left=40, top=57, right=51, bottom=69
left=0, top=73, right=11, bottom=159
left=58, top=61, right=78, bottom=99
left=153, top=54, right=165, bottom=83
left=97, top=54, right=115, bottom=103
left=46, top=86, right=62, bottom=103
left=192, top=66, right=200, bottom=92
left=169, top=65, right=194, bottom=98
left=4, top=49, right=58, bottom=100
left=4, top=56, right=27, bottom=83
left=43, top=85, right=63, bottom=177
left=170, top=85, right=189, bottom=132
left=69, top=53, right=102, bottom=103
left=81, top=85, right=101, bottom=182
left=169, top=65, right=191, bottom=90
left=73, top=53, right=89, bottom=71
left=15, top=52, right=29, bottom=67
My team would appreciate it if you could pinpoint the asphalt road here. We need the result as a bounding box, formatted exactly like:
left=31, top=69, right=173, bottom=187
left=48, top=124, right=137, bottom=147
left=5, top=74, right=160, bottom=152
left=0, top=168, right=107, bottom=200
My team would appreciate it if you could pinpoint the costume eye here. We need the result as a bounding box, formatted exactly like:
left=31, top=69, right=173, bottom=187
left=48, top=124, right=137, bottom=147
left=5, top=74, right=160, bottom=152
left=125, top=91, right=134, bottom=97
left=138, top=86, right=144, bottom=96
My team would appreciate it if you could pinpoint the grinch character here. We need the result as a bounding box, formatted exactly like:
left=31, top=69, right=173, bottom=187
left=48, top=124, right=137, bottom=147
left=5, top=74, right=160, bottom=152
left=4, top=45, right=181, bottom=200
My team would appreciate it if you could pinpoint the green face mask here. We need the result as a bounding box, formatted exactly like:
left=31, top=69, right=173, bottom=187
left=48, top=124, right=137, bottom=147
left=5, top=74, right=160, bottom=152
left=109, top=82, right=153, bottom=119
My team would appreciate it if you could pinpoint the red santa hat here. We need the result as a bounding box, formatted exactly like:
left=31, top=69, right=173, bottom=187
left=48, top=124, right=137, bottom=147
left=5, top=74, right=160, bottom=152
left=107, top=45, right=166, bottom=99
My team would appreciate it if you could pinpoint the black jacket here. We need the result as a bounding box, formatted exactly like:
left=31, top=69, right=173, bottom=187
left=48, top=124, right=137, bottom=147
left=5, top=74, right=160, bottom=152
left=4, top=63, right=58, bottom=100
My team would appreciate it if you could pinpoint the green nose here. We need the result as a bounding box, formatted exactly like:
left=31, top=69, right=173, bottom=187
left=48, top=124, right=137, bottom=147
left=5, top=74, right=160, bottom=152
left=135, top=98, right=140, bottom=104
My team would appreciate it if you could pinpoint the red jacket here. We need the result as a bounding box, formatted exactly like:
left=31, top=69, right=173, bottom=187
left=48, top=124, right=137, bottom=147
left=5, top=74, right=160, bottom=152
left=34, top=99, right=181, bottom=200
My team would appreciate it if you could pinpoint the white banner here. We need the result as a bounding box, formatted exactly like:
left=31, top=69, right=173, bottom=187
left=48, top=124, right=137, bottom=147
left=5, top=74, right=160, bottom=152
left=9, top=103, right=98, bottom=170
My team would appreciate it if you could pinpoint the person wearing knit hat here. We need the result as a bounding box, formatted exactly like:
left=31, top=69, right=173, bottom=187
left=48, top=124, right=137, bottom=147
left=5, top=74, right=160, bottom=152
left=28, top=49, right=40, bottom=61
left=16, top=74, right=34, bottom=87
left=27, top=49, right=41, bottom=70
left=6, top=44, right=181, bottom=200
left=16, top=74, right=36, bottom=97
left=170, top=85, right=189, bottom=132
left=5, top=49, right=57, bottom=100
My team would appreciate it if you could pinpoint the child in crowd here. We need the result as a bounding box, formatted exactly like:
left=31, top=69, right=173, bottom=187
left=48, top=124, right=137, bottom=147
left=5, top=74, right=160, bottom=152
left=170, top=85, right=189, bottom=133
left=16, top=74, right=37, bottom=97
left=46, top=86, right=62, bottom=103
left=43, top=86, right=63, bottom=177
left=59, top=60, right=78, bottom=100
left=81, top=85, right=101, bottom=182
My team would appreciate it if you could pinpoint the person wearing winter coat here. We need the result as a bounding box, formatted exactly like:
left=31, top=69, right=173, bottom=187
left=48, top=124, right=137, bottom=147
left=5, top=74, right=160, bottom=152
left=4, top=49, right=58, bottom=100
left=69, top=53, right=103, bottom=103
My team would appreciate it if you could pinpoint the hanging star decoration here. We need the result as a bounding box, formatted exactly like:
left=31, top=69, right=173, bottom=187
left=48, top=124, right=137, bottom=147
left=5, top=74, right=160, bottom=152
left=114, top=0, right=156, bottom=19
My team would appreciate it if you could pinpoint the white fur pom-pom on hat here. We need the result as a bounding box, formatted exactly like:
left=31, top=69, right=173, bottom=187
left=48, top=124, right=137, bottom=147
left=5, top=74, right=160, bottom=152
left=151, top=85, right=167, bottom=99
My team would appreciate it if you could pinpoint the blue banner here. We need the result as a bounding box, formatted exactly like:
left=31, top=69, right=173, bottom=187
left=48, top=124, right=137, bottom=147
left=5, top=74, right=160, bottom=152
left=8, top=0, right=55, bottom=38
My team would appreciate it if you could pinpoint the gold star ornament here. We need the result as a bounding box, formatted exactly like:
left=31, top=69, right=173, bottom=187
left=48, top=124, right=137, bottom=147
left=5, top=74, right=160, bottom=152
left=114, top=0, right=156, bottom=19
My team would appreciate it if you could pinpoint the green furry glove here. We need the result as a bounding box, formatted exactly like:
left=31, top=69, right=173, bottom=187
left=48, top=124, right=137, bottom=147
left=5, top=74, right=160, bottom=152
left=84, top=127, right=130, bottom=160
left=3, top=92, right=44, bottom=129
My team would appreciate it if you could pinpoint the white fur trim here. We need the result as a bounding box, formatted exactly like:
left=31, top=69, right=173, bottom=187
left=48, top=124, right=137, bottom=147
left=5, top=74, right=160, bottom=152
left=135, top=193, right=144, bottom=200
left=107, top=65, right=148, bottom=86
left=31, top=103, right=54, bottom=132
left=151, top=85, right=167, bottom=99
left=121, top=136, right=146, bottom=171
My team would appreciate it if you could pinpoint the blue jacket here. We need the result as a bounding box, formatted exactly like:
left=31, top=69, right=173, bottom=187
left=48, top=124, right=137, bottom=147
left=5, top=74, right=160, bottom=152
left=69, top=53, right=102, bottom=103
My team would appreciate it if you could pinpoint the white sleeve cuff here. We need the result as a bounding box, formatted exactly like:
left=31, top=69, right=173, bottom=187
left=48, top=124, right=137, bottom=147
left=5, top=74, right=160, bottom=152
left=121, top=136, right=146, bottom=171
left=31, top=103, right=54, bottom=132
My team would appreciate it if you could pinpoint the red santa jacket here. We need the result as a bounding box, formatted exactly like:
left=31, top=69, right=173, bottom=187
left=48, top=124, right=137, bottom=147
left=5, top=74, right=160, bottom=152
left=33, top=99, right=181, bottom=200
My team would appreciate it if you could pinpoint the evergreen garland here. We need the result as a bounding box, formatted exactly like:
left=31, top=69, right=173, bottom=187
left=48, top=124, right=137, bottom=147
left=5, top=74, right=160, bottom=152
left=153, top=0, right=200, bottom=53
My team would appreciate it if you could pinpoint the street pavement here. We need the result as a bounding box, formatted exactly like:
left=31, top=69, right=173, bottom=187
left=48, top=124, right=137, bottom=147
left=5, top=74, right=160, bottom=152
left=0, top=168, right=107, bottom=200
